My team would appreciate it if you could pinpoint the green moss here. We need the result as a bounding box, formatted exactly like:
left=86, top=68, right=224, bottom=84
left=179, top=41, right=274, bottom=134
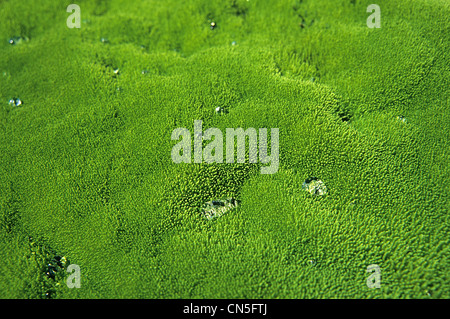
left=0, top=0, right=448, bottom=298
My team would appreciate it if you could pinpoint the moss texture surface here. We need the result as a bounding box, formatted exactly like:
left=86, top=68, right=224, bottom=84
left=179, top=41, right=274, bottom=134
left=0, top=0, right=448, bottom=298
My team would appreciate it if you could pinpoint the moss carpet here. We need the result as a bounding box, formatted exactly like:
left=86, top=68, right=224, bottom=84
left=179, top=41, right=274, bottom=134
left=0, top=0, right=448, bottom=298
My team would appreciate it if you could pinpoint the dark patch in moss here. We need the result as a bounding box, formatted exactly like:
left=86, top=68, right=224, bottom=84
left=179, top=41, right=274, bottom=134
left=335, top=100, right=352, bottom=122
left=100, top=106, right=124, bottom=134
left=283, top=237, right=314, bottom=265
left=1, top=183, right=21, bottom=234
left=227, top=0, right=249, bottom=17
left=97, top=159, right=112, bottom=205
left=92, top=0, right=109, bottom=16
left=26, top=237, right=71, bottom=299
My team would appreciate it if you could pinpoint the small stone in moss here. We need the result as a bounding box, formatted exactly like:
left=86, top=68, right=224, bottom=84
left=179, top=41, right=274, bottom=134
left=9, top=98, right=22, bottom=107
left=201, top=198, right=239, bottom=220
left=397, top=115, right=407, bottom=123
left=302, top=177, right=327, bottom=195
left=8, top=36, right=29, bottom=45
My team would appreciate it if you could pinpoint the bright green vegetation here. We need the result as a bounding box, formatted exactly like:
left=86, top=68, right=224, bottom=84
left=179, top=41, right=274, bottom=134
left=0, top=0, right=448, bottom=299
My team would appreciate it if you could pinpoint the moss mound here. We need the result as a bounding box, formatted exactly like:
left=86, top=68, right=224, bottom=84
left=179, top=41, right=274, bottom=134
left=0, top=0, right=448, bottom=298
